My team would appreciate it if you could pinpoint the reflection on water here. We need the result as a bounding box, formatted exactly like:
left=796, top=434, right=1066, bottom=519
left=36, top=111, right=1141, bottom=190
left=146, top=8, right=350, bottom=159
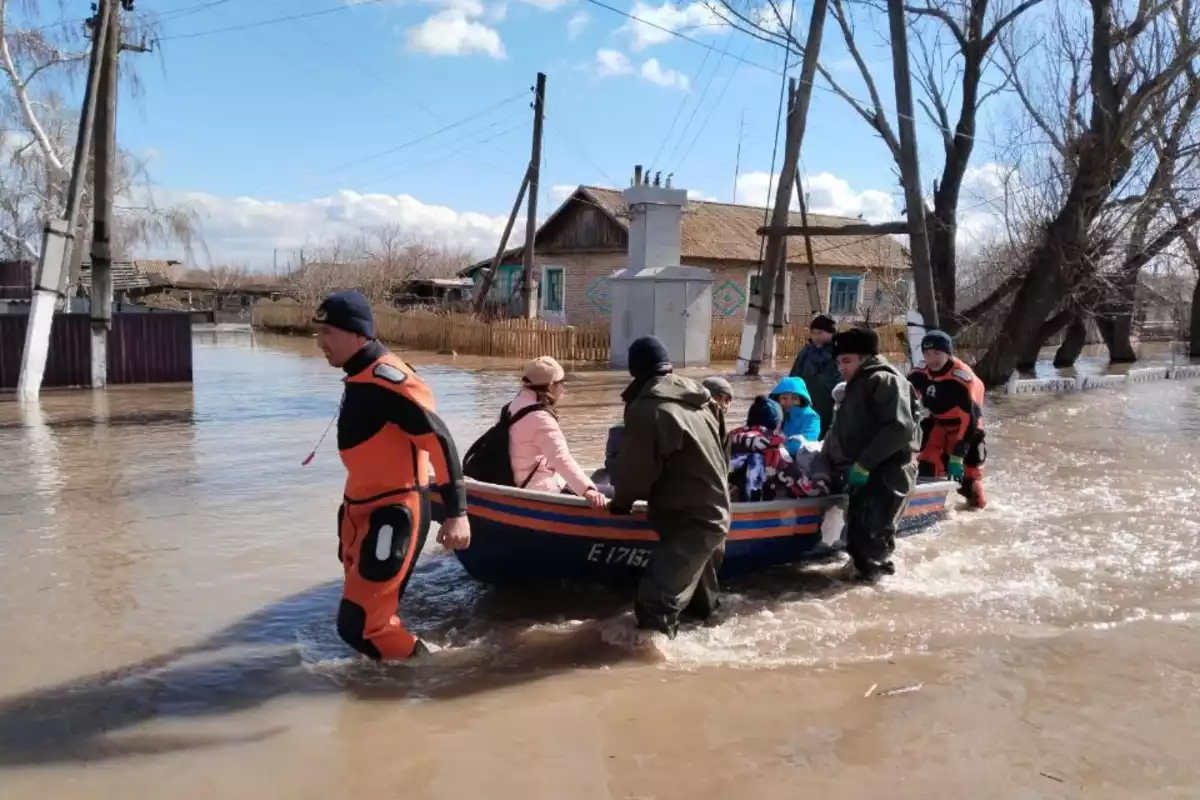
left=1, top=332, right=1199, bottom=796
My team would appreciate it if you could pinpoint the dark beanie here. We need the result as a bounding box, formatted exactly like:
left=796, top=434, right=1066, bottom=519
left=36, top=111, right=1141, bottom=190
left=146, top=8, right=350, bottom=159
left=832, top=326, right=880, bottom=357
left=920, top=329, right=954, bottom=355
left=627, top=335, right=673, bottom=379
left=746, top=395, right=783, bottom=431
left=313, top=290, right=375, bottom=339
left=810, top=314, right=837, bottom=335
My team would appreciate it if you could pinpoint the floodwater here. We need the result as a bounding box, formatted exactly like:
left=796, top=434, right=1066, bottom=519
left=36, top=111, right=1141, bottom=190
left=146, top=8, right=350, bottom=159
left=1, top=332, right=1199, bottom=799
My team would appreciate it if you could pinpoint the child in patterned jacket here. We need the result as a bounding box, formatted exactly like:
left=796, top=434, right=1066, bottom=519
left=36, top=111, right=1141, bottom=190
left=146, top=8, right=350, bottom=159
left=728, top=396, right=831, bottom=501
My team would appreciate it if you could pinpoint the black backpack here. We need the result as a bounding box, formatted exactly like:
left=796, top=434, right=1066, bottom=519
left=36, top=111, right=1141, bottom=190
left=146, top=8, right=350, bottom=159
left=462, top=404, right=550, bottom=487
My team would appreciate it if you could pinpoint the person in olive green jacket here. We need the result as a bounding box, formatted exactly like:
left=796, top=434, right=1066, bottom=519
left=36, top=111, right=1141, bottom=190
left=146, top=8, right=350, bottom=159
left=609, top=336, right=731, bottom=638
left=823, top=327, right=921, bottom=582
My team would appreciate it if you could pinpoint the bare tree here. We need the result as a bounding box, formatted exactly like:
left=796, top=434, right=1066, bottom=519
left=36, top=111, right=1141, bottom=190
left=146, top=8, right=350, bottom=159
left=969, top=0, right=1200, bottom=384
left=709, top=0, right=1045, bottom=323
left=0, top=1, right=202, bottom=268
left=281, top=227, right=471, bottom=307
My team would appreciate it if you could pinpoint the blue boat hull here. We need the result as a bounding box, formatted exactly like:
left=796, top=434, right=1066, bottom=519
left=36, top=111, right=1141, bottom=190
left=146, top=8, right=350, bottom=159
left=431, top=480, right=957, bottom=586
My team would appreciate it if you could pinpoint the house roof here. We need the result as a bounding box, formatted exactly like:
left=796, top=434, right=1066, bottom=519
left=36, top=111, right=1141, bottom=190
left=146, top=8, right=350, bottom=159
left=463, top=185, right=910, bottom=274
left=78, top=261, right=154, bottom=292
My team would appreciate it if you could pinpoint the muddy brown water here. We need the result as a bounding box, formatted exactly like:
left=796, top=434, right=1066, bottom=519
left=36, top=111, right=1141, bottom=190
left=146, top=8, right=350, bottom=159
left=1, top=332, right=1199, bottom=798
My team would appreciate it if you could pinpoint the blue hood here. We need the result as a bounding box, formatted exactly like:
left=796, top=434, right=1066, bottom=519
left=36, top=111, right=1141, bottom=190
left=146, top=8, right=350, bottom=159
left=770, top=376, right=813, bottom=403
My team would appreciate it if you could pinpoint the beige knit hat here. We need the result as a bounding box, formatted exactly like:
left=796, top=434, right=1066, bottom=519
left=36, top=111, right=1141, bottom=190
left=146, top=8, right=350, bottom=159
left=522, top=356, right=565, bottom=387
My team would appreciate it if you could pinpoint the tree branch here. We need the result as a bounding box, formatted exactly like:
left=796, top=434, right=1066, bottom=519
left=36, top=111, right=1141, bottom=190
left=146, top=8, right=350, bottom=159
left=0, top=5, right=67, bottom=178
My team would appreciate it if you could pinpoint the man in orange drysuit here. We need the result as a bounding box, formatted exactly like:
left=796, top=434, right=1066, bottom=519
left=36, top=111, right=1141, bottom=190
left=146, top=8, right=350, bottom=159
left=907, top=330, right=988, bottom=509
left=314, top=290, right=471, bottom=660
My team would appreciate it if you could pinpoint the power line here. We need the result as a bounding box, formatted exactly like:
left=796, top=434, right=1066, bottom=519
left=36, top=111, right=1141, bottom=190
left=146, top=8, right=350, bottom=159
left=181, top=0, right=527, bottom=186
left=647, top=48, right=715, bottom=174
left=242, top=93, right=528, bottom=198
left=575, top=0, right=989, bottom=145
left=662, top=31, right=735, bottom=171
left=159, top=0, right=391, bottom=41
left=355, top=120, right=530, bottom=192
left=671, top=35, right=752, bottom=174
left=323, top=92, right=527, bottom=175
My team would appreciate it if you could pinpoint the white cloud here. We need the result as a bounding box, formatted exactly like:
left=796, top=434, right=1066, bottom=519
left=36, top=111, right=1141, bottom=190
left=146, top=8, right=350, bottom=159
left=733, top=163, right=1017, bottom=251
left=621, top=0, right=727, bottom=50
left=130, top=165, right=1018, bottom=268
left=132, top=188, right=517, bottom=268
left=404, top=0, right=507, bottom=58
left=640, top=58, right=690, bottom=90
left=735, top=170, right=897, bottom=221
left=595, top=48, right=632, bottom=76
left=567, top=10, right=589, bottom=39
left=954, top=162, right=1022, bottom=245
left=687, top=189, right=716, bottom=201
left=517, top=0, right=570, bottom=8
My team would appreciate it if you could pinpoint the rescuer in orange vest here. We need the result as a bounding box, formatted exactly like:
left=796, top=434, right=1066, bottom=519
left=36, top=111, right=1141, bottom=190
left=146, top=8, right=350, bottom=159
left=907, top=330, right=988, bottom=509
left=313, top=290, right=471, bottom=660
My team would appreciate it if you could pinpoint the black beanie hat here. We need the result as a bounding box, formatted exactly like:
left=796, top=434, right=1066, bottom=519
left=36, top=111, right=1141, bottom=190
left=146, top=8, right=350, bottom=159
left=313, top=290, right=375, bottom=339
left=832, top=326, right=880, bottom=357
left=920, top=329, right=954, bottom=355
left=627, top=335, right=673, bottom=379
left=746, top=395, right=784, bottom=431
left=810, top=314, right=837, bottom=335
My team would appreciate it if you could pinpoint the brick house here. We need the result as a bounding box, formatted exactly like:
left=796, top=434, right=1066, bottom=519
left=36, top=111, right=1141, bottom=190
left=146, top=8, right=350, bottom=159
left=460, top=185, right=913, bottom=326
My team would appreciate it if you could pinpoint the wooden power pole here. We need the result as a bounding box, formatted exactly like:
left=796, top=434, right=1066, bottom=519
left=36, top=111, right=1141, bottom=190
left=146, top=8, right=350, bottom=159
left=520, top=72, right=546, bottom=319
left=472, top=72, right=545, bottom=315
left=744, top=0, right=829, bottom=375
left=885, top=0, right=939, bottom=329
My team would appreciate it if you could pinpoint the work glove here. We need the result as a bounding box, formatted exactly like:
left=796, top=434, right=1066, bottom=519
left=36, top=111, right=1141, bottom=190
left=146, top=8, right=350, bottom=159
left=846, top=463, right=870, bottom=491
left=947, top=456, right=964, bottom=481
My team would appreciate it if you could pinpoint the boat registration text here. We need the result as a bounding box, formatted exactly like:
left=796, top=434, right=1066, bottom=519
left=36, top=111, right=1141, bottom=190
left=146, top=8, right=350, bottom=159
left=586, top=543, right=653, bottom=568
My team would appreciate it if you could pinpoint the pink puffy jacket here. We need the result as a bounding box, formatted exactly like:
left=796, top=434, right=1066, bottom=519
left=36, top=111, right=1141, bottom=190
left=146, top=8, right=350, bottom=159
left=506, top=388, right=596, bottom=495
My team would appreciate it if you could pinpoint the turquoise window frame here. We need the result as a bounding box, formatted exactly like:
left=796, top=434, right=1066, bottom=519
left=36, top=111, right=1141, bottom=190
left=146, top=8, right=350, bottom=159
left=828, top=275, right=862, bottom=315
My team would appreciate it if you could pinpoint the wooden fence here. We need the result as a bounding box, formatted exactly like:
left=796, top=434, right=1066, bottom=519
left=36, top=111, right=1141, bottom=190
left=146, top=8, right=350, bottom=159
left=0, top=311, right=193, bottom=390
left=254, top=301, right=908, bottom=364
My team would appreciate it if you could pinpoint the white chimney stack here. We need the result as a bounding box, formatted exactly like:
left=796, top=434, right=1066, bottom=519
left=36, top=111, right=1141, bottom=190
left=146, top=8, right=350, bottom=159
left=623, top=181, right=688, bottom=271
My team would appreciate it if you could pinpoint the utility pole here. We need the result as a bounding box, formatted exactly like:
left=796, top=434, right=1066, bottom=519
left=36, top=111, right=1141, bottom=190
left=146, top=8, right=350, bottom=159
left=743, top=0, right=828, bottom=375
left=519, top=72, right=546, bottom=319
left=472, top=72, right=544, bottom=315
left=886, top=0, right=939, bottom=329
left=470, top=169, right=529, bottom=312
left=16, top=0, right=112, bottom=402
left=89, top=0, right=120, bottom=389
left=793, top=171, right=823, bottom=314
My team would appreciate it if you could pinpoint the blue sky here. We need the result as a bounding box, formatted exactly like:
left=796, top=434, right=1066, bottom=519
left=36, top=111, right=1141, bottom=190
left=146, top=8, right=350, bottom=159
left=24, top=0, right=1017, bottom=265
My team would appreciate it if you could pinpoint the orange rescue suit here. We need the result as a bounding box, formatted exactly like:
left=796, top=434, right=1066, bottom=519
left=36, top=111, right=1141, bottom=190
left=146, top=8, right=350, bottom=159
left=908, top=356, right=987, bottom=486
left=335, top=340, right=467, bottom=660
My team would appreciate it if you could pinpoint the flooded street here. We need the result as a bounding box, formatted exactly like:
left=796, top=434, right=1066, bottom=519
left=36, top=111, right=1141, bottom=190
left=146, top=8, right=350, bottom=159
left=2, top=332, right=1199, bottom=798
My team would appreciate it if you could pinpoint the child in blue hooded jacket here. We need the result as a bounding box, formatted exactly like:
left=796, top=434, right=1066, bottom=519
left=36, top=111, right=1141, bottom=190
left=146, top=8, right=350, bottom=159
left=770, top=376, right=822, bottom=452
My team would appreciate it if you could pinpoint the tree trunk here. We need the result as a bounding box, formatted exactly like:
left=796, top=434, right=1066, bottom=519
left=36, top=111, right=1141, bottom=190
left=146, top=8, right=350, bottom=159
left=1015, top=336, right=1042, bottom=373
left=1096, top=312, right=1138, bottom=362
left=1190, top=276, right=1200, bottom=357
left=972, top=234, right=1074, bottom=388
left=1015, top=308, right=1073, bottom=371
left=1054, top=312, right=1089, bottom=367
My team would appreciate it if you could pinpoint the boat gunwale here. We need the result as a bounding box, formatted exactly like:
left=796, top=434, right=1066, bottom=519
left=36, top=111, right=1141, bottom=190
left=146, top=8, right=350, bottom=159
left=460, top=477, right=960, bottom=514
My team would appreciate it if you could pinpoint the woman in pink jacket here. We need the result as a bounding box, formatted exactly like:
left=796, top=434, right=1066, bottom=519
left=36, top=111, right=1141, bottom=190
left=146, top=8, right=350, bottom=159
left=508, top=356, right=608, bottom=509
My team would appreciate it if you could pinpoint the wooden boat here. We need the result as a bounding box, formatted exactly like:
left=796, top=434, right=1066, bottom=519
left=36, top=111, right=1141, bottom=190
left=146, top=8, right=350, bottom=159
left=430, top=478, right=959, bottom=586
